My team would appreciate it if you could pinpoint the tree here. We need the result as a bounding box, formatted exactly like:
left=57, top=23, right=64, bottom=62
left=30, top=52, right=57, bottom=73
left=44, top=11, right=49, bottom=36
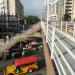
left=24, top=16, right=40, bottom=25
left=63, top=13, right=71, bottom=21
left=74, top=18, right=75, bottom=21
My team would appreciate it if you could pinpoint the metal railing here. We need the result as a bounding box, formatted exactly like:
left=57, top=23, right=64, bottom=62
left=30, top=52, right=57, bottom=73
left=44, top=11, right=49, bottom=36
left=41, top=21, right=75, bottom=75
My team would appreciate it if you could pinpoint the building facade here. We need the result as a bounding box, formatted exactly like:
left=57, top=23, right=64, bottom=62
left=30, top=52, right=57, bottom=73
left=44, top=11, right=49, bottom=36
left=64, top=0, right=75, bottom=21
left=0, top=0, right=7, bottom=15
left=64, top=0, right=73, bottom=20
left=72, top=0, right=75, bottom=20
left=56, top=0, right=64, bottom=21
left=48, top=1, right=58, bottom=21
left=48, top=0, right=75, bottom=21
left=57, top=0, right=75, bottom=21
left=0, top=0, right=24, bottom=38
left=0, top=0, right=24, bottom=19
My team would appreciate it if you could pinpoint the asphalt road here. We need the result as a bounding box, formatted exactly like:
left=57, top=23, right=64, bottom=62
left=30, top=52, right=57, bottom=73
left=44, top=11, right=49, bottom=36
left=24, top=67, right=46, bottom=75
left=0, top=59, right=14, bottom=75
left=0, top=67, right=46, bottom=75
left=0, top=52, right=46, bottom=75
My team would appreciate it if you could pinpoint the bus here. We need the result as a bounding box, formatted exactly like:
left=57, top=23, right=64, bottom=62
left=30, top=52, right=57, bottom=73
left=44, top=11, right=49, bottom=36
left=4, top=56, right=39, bottom=75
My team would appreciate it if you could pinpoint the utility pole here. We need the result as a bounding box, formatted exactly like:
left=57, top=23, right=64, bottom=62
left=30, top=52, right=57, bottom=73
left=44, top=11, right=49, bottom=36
left=18, top=14, right=20, bottom=33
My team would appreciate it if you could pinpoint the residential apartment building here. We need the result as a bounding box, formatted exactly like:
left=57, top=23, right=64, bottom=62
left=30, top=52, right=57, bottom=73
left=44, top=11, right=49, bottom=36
left=0, top=0, right=24, bottom=19
left=48, top=1, right=58, bottom=21
left=56, top=0, right=64, bottom=21
left=42, top=1, right=59, bottom=21
left=48, top=0, right=75, bottom=21
left=64, top=0, right=73, bottom=20
left=49, top=0, right=66, bottom=21
left=43, top=0, right=75, bottom=21
left=64, top=0, right=75, bottom=21
left=72, top=0, right=75, bottom=20
left=56, top=0, right=75, bottom=21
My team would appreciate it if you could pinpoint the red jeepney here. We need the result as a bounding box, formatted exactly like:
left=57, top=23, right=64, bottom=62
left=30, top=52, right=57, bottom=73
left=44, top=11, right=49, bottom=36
left=4, top=56, right=39, bottom=75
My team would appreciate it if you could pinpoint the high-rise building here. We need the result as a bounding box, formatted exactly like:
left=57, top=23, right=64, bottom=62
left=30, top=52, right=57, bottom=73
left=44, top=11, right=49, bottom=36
left=43, top=0, right=75, bottom=21
left=0, top=0, right=24, bottom=19
left=48, top=0, right=75, bottom=21
left=72, top=0, right=75, bottom=20
left=64, top=0, right=73, bottom=20
left=0, top=0, right=24, bottom=37
left=48, top=1, right=58, bottom=21
left=56, top=0, right=64, bottom=21
left=64, top=0, right=75, bottom=21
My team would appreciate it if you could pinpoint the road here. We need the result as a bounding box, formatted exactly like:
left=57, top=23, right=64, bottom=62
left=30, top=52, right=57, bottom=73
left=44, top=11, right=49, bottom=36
left=0, top=52, right=46, bottom=75
left=0, top=59, right=14, bottom=75
left=24, top=67, right=46, bottom=75
left=0, top=67, right=46, bottom=75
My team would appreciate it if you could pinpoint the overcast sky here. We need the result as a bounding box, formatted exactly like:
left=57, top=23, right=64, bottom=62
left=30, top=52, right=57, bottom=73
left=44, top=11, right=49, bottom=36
left=20, top=0, right=55, bottom=17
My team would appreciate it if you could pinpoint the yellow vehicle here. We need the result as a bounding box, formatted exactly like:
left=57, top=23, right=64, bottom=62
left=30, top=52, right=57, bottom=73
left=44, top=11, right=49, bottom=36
left=4, top=56, right=39, bottom=75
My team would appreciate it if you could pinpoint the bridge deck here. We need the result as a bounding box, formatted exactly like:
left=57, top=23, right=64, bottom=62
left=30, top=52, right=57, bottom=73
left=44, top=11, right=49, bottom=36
left=42, top=32, right=55, bottom=75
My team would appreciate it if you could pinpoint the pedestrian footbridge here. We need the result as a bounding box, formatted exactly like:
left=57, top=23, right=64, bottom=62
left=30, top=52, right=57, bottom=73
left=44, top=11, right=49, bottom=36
left=2, top=21, right=75, bottom=75
left=41, top=21, right=75, bottom=75
left=2, top=22, right=41, bottom=52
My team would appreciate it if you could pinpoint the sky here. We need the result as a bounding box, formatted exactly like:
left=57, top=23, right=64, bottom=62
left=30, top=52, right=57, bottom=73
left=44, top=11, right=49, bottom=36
left=20, top=0, right=55, bottom=17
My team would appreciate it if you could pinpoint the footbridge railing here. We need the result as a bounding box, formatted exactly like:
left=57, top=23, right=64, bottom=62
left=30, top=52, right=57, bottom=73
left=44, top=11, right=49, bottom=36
left=41, top=21, right=75, bottom=75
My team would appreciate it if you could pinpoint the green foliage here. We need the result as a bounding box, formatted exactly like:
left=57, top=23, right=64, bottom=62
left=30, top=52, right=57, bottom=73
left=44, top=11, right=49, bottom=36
left=24, top=16, right=40, bottom=25
left=63, top=13, right=71, bottom=21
